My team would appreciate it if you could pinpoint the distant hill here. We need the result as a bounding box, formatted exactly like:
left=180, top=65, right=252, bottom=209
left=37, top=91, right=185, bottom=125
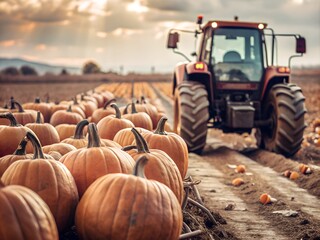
left=0, top=57, right=81, bottom=75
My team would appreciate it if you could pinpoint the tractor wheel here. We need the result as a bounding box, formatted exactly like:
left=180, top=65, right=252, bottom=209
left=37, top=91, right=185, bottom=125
left=174, top=81, right=209, bottom=154
left=261, top=83, right=306, bottom=157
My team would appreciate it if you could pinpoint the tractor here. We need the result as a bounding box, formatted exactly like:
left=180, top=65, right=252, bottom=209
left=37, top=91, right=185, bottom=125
left=167, top=16, right=307, bottom=157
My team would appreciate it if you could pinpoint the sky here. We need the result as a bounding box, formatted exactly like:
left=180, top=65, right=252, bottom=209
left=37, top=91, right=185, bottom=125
left=0, top=0, right=319, bottom=73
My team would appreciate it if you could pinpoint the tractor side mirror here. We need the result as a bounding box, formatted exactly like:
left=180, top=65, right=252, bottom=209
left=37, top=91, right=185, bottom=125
left=296, top=37, right=306, bottom=54
left=167, top=32, right=179, bottom=49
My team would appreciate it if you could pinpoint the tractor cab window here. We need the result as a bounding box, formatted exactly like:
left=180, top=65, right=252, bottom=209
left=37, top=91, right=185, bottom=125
left=212, top=28, right=263, bottom=82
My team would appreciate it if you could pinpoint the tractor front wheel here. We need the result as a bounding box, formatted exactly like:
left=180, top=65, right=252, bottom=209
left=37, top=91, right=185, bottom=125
left=261, top=83, right=306, bottom=157
left=174, top=81, right=209, bottom=154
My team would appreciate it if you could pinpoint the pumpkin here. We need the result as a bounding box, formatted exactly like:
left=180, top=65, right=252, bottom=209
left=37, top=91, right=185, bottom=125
left=43, top=142, right=77, bottom=156
left=141, top=116, right=188, bottom=178
left=123, top=128, right=183, bottom=203
left=113, top=127, right=151, bottom=147
left=0, top=99, right=41, bottom=126
left=232, top=177, right=244, bottom=186
left=75, top=156, right=182, bottom=240
left=235, top=164, right=246, bottom=173
left=71, top=97, right=86, bottom=118
left=91, top=98, right=116, bottom=124
left=134, top=96, right=159, bottom=128
left=22, top=97, right=52, bottom=123
left=0, top=112, right=30, bottom=157
left=50, top=102, right=68, bottom=116
left=259, top=193, right=277, bottom=205
left=1, top=131, right=79, bottom=233
left=123, top=101, right=153, bottom=130
left=25, top=111, right=60, bottom=152
left=62, top=119, right=89, bottom=149
left=289, top=171, right=299, bottom=180
left=59, top=123, right=135, bottom=197
left=50, top=105, right=83, bottom=126
left=299, top=163, right=312, bottom=174
left=0, top=135, right=29, bottom=177
left=95, top=89, right=115, bottom=103
left=55, top=124, right=77, bottom=140
left=0, top=181, right=59, bottom=240
left=89, top=90, right=105, bottom=108
left=78, top=94, right=98, bottom=118
left=97, top=103, right=135, bottom=140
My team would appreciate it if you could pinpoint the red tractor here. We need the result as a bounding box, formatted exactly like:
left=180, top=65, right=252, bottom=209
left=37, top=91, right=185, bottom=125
left=167, top=16, right=307, bottom=156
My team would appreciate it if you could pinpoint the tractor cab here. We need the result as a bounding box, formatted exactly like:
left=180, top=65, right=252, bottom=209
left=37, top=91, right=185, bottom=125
left=200, top=21, right=265, bottom=84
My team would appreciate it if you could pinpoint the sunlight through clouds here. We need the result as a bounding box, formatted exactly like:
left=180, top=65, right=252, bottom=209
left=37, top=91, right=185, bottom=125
left=127, top=0, right=149, bottom=13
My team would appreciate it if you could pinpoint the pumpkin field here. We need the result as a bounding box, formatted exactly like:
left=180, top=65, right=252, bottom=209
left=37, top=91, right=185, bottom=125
left=0, top=69, right=320, bottom=240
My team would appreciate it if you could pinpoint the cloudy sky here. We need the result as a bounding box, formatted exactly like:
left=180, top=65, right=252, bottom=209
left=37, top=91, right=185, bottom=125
left=0, top=0, right=319, bottom=73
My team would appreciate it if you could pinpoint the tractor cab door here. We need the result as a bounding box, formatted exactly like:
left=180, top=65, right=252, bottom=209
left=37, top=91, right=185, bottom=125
left=211, top=28, right=264, bottom=84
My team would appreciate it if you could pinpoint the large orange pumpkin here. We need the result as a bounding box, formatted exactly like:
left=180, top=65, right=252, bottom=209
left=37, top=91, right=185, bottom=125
left=75, top=156, right=183, bottom=240
left=0, top=112, right=30, bottom=157
left=25, top=111, right=60, bottom=152
left=91, top=98, right=116, bottom=124
left=1, top=132, right=79, bottom=233
left=0, top=181, right=59, bottom=240
left=97, top=103, right=135, bottom=140
left=55, top=123, right=77, bottom=140
left=60, top=123, right=135, bottom=197
left=22, top=97, right=52, bottom=123
left=113, top=127, right=151, bottom=147
left=62, top=119, right=89, bottom=149
left=123, top=102, right=153, bottom=130
left=141, top=116, right=188, bottom=178
left=50, top=105, right=83, bottom=126
left=123, top=128, right=183, bottom=203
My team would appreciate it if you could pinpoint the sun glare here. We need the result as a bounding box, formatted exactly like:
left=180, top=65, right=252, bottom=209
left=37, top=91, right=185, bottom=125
left=127, top=0, right=148, bottom=13
left=78, top=0, right=108, bottom=16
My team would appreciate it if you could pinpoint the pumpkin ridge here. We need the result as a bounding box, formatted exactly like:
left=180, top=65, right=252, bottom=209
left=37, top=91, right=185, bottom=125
left=19, top=191, right=47, bottom=238
left=1, top=191, right=26, bottom=239
left=163, top=184, right=177, bottom=238
left=109, top=177, right=129, bottom=238
left=122, top=176, right=138, bottom=240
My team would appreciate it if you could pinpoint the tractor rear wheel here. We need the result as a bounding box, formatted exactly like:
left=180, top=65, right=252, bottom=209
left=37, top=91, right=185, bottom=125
left=261, top=83, right=306, bottom=157
left=174, top=81, right=209, bottom=154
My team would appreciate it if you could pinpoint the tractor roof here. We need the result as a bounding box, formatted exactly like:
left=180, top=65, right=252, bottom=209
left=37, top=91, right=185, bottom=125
left=203, top=20, right=268, bottom=29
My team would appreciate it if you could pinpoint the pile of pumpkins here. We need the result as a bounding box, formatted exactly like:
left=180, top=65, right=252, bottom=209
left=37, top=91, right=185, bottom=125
left=0, top=90, right=189, bottom=240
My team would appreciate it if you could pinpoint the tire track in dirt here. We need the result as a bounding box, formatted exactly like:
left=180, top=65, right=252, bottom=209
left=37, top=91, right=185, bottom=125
left=188, top=153, right=289, bottom=240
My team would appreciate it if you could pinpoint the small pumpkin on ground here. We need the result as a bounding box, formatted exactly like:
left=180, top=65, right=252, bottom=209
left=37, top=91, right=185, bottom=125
left=123, top=128, right=183, bottom=203
left=1, top=131, right=79, bottom=233
left=75, top=155, right=182, bottom=240
left=0, top=180, right=59, bottom=240
left=97, top=103, right=135, bottom=140
left=59, top=123, right=135, bottom=197
left=141, top=116, right=188, bottom=178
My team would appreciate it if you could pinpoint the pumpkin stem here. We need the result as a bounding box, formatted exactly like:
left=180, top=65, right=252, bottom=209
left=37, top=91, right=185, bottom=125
left=131, top=101, right=138, bottom=114
left=34, top=97, right=41, bottom=104
left=111, top=103, right=121, bottom=119
left=132, top=155, right=148, bottom=178
left=131, top=128, right=150, bottom=153
left=12, top=100, right=25, bottom=113
left=25, top=131, right=45, bottom=159
left=73, top=96, right=79, bottom=105
left=123, top=103, right=131, bottom=115
left=154, top=116, right=168, bottom=135
left=74, top=119, right=89, bottom=139
left=9, top=96, right=16, bottom=110
left=0, top=112, right=20, bottom=126
left=103, top=98, right=116, bottom=110
left=13, top=136, right=28, bottom=155
left=35, top=111, right=42, bottom=124
left=140, top=96, right=146, bottom=104
left=121, top=145, right=138, bottom=151
left=67, top=105, right=72, bottom=112
left=87, top=123, right=101, bottom=148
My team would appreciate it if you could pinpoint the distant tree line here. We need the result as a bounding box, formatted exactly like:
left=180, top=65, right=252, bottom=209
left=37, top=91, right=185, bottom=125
left=1, top=60, right=103, bottom=76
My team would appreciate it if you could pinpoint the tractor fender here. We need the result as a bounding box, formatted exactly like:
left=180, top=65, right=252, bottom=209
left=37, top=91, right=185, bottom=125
left=172, top=61, right=211, bottom=95
left=260, top=66, right=290, bottom=101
